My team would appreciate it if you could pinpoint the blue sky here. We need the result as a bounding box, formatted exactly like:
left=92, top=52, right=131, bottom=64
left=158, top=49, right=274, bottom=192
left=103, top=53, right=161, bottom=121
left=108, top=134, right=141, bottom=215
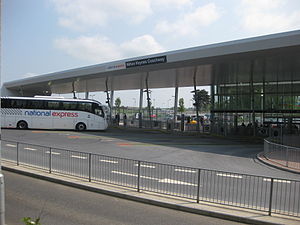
left=2, top=0, right=300, bottom=107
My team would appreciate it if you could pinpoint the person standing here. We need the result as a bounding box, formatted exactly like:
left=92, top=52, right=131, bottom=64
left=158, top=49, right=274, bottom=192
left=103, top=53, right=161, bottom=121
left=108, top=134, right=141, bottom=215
left=123, top=114, right=127, bottom=127
left=115, top=114, right=120, bottom=126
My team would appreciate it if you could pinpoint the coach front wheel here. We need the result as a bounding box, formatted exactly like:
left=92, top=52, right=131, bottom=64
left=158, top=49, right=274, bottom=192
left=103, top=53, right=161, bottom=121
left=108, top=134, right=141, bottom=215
left=17, top=120, right=28, bottom=129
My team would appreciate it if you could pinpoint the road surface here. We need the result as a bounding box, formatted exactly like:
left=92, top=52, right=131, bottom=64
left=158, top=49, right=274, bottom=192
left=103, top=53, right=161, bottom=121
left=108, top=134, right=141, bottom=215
left=4, top=170, right=245, bottom=225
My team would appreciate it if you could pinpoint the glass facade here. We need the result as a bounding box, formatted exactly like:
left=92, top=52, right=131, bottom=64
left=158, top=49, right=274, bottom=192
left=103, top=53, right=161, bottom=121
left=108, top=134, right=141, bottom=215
left=211, top=51, right=300, bottom=136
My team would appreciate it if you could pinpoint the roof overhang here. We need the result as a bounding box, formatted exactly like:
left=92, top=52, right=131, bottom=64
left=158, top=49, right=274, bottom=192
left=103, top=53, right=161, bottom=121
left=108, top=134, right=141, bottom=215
left=3, top=30, right=300, bottom=96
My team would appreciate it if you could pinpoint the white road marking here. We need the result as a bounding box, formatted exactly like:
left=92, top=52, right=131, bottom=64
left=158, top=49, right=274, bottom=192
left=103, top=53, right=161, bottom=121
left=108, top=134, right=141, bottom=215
left=263, top=178, right=291, bottom=184
left=6, top=144, right=16, bottom=147
left=24, top=147, right=37, bottom=151
left=45, top=151, right=61, bottom=155
left=71, top=155, right=87, bottom=160
left=102, top=138, right=117, bottom=142
left=100, top=159, right=118, bottom=164
left=216, top=173, right=243, bottom=179
left=174, top=168, right=197, bottom=173
left=158, top=178, right=197, bottom=186
left=111, top=171, right=197, bottom=186
left=134, top=164, right=155, bottom=169
left=111, top=171, right=138, bottom=177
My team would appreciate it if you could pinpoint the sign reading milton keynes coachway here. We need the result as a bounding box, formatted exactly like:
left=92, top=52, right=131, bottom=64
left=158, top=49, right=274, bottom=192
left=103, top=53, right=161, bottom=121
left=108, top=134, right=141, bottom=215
left=125, top=55, right=167, bottom=68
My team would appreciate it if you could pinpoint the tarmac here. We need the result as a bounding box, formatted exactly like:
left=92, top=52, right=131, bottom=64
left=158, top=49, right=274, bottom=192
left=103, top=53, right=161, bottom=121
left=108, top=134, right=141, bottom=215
left=2, top=160, right=300, bottom=225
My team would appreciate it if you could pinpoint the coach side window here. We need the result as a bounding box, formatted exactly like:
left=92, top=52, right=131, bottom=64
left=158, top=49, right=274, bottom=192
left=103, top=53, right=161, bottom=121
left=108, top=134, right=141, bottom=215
left=47, top=101, right=61, bottom=110
left=26, top=100, right=45, bottom=109
left=1, top=99, right=10, bottom=108
left=78, top=102, right=92, bottom=113
left=62, top=101, right=78, bottom=110
left=10, top=100, right=27, bottom=108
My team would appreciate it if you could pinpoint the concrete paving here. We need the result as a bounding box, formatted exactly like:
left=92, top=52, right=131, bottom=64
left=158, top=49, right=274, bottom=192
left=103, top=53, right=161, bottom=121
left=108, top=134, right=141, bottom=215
left=2, top=161, right=300, bottom=225
left=257, top=152, right=300, bottom=174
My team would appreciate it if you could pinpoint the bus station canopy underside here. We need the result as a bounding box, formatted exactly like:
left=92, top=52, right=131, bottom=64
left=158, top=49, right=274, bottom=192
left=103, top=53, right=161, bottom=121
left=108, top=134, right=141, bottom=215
left=3, top=30, right=300, bottom=97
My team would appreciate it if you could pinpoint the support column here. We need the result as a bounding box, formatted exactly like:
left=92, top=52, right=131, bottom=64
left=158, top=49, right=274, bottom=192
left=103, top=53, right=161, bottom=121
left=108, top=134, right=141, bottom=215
left=85, top=92, right=89, bottom=99
left=111, top=90, right=114, bottom=116
left=262, top=59, right=266, bottom=127
left=139, top=89, right=143, bottom=128
left=145, top=74, right=153, bottom=129
left=72, top=81, right=76, bottom=99
left=210, top=65, right=215, bottom=134
left=193, top=68, right=200, bottom=132
left=19, top=87, right=24, bottom=97
left=105, top=78, right=112, bottom=122
left=250, top=60, right=256, bottom=136
left=173, top=86, right=179, bottom=130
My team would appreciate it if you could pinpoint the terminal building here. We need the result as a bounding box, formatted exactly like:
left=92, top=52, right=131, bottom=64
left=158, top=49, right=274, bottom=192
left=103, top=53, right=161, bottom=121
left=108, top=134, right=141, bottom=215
left=2, top=30, right=300, bottom=136
left=211, top=45, right=300, bottom=136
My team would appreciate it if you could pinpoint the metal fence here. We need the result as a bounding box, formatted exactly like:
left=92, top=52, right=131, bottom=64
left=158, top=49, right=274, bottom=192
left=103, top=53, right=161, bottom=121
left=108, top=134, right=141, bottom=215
left=2, top=139, right=299, bottom=217
left=264, top=139, right=300, bottom=170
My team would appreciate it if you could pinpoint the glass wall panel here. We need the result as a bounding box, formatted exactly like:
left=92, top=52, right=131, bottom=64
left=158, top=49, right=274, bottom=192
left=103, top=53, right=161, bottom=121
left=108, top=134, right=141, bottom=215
left=265, top=94, right=279, bottom=111
left=211, top=50, right=300, bottom=136
left=253, top=94, right=263, bottom=110
left=265, top=57, right=278, bottom=83
left=237, top=60, right=251, bottom=94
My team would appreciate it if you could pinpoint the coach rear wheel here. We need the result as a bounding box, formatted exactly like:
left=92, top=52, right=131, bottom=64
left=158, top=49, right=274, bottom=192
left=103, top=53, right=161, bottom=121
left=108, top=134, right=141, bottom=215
left=17, top=120, right=28, bottom=129
left=76, top=122, right=86, bottom=131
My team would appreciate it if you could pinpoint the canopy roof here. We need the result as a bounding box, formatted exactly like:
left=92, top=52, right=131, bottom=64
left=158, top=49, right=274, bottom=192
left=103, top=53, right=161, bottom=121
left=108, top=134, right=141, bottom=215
left=3, top=30, right=300, bottom=96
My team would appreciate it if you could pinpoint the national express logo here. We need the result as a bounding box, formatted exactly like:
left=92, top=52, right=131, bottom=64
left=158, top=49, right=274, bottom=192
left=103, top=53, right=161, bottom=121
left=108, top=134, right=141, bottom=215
left=24, top=110, right=79, bottom=118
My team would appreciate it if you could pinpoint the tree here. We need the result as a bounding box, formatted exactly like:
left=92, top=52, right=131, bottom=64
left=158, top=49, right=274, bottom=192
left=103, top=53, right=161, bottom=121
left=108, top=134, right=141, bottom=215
left=115, top=97, right=121, bottom=114
left=193, top=89, right=210, bottom=112
left=178, top=98, right=185, bottom=113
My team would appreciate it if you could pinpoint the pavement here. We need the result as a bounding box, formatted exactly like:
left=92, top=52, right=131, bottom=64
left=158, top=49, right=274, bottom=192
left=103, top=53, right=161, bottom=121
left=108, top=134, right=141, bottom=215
left=2, top=161, right=300, bottom=225
left=257, top=152, right=300, bottom=174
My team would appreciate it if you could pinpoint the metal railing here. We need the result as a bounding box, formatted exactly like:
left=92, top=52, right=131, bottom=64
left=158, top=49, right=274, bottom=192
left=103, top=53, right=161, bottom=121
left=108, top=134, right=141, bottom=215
left=264, top=139, right=300, bottom=170
left=1, top=139, right=299, bottom=217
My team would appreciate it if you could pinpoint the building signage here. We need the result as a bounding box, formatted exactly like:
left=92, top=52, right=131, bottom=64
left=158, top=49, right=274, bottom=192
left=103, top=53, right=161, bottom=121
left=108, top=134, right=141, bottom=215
left=105, top=63, right=126, bottom=71
left=125, top=56, right=167, bottom=68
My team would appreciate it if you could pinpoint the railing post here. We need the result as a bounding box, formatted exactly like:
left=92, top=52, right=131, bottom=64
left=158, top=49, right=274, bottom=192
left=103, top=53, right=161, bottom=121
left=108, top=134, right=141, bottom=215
left=268, top=178, right=274, bottom=216
left=264, top=140, right=267, bottom=155
left=197, top=169, right=201, bottom=203
left=16, top=142, right=19, bottom=166
left=285, top=147, right=289, bottom=167
left=88, top=153, right=92, bottom=182
left=137, top=161, right=141, bottom=192
left=49, top=148, right=52, bottom=174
